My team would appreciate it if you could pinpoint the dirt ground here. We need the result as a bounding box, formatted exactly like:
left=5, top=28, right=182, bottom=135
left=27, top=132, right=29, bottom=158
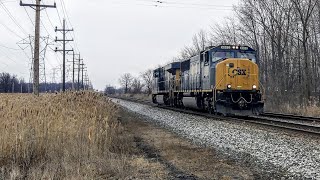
left=118, top=108, right=261, bottom=180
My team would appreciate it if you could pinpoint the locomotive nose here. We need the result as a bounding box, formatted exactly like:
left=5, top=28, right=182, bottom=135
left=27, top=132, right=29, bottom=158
left=222, top=59, right=259, bottom=91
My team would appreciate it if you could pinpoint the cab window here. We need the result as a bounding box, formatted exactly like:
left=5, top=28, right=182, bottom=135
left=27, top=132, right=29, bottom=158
left=212, top=51, right=234, bottom=62
left=237, top=52, right=257, bottom=63
left=153, top=72, right=158, bottom=78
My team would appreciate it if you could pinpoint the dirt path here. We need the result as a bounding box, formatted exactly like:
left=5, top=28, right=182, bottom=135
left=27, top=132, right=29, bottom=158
left=119, top=108, right=257, bottom=179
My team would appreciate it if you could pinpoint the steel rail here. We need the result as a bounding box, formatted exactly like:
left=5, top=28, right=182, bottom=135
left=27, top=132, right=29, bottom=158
left=110, top=97, right=320, bottom=136
left=242, top=116, right=320, bottom=135
left=262, top=112, right=320, bottom=122
left=158, top=106, right=320, bottom=136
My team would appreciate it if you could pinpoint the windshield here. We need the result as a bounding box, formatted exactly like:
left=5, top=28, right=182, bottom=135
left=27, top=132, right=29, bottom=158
left=237, top=52, right=257, bottom=63
left=212, top=51, right=234, bottom=62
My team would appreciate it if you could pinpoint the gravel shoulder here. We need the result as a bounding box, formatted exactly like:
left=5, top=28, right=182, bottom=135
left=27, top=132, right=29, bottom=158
left=113, top=98, right=320, bottom=179
left=120, top=108, right=259, bottom=179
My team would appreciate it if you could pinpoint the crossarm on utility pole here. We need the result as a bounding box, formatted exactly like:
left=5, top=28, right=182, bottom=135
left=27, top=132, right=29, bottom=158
left=55, top=19, right=74, bottom=92
left=20, top=0, right=56, bottom=96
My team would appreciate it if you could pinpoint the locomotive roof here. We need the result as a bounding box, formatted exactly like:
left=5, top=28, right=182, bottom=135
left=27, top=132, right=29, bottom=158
left=204, top=45, right=256, bottom=52
left=164, top=62, right=180, bottom=73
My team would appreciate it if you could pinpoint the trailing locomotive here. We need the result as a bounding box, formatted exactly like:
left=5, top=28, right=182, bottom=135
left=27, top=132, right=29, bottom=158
left=152, top=45, right=264, bottom=116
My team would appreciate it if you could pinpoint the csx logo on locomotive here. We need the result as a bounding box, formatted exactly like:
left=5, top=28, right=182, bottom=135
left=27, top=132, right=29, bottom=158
left=228, top=68, right=247, bottom=77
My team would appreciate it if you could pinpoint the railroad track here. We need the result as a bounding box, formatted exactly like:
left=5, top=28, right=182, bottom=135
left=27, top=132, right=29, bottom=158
left=262, top=112, right=320, bottom=122
left=242, top=116, right=320, bottom=135
left=111, top=96, right=320, bottom=136
left=158, top=106, right=320, bottom=136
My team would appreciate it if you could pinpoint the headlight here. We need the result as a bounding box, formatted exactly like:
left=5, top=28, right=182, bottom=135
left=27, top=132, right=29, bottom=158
left=253, top=85, right=257, bottom=89
left=227, top=84, right=232, bottom=89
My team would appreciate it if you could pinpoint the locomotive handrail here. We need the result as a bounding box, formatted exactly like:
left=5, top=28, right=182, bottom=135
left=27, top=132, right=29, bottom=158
left=213, top=76, right=226, bottom=103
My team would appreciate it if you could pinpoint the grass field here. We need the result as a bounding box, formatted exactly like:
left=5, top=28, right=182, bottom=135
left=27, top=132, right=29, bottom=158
left=0, top=92, right=131, bottom=179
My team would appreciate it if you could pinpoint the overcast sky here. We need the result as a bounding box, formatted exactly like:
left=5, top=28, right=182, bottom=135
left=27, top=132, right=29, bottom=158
left=0, top=0, right=239, bottom=90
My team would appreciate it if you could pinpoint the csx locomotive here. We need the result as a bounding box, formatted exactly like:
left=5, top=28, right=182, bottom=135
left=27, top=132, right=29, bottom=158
left=152, top=45, right=264, bottom=116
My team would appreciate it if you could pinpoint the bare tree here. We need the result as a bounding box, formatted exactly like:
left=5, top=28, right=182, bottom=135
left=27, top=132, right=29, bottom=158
left=179, top=30, right=210, bottom=59
left=0, top=73, right=13, bottom=93
left=141, top=69, right=153, bottom=95
left=192, top=29, right=209, bottom=53
left=104, top=84, right=116, bottom=95
left=180, top=45, right=197, bottom=59
left=131, top=77, right=144, bottom=94
left=164, top=0, right=320, bottom=108
left=119, top=73, right=133, bottom=94
left=210, top=17, right=240, bottom=45
left=292, top=0, right=318, bottom=102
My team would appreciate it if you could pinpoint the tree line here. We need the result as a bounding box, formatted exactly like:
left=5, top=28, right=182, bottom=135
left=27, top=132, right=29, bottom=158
left=0, top=72, right=28, bottom=93
left=177, top=0, right=320, bottom=106
left=105, top=70, right=153, bottom=95
left=0, top=72, right=87, bottom=93
left=115, top=0, right=320, bottom=107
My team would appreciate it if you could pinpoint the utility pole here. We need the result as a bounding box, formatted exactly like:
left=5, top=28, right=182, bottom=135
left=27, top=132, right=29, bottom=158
left=20, top=0, right=56, bottom=96
left=55, top=19, right=73, bottom=92
left=84, top=73, right=89, bottom=90
left=52, top=68, right=57, bottom=84
left=12, top=79, right=15, bottom=93
left=72, top=51, right=75, bottom=90
left=77, top=54, right=83, bottom=91
left=71, top=52, right=79, bottom=90
left=80, top=62, right=85, bottom=90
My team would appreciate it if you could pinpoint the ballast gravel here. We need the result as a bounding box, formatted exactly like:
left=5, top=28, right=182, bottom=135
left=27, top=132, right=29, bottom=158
left=113, top=99, right=320, bottom=179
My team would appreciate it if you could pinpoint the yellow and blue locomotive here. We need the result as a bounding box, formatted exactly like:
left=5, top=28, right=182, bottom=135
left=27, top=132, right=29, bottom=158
left=152, top=45, right=264, bottom=116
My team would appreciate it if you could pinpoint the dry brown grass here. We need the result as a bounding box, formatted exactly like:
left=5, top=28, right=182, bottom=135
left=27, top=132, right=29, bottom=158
left=117, top=93, right=151, bottom=101
left=0, top=92, right=133, bottom=179
left=272, top=103, right=320, bottom=117
left=266, top=94, right=320, bottom=117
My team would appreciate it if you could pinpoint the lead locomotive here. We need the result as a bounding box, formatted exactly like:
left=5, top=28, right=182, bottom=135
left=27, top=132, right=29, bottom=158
left=152, top=45, right=264, bottom=116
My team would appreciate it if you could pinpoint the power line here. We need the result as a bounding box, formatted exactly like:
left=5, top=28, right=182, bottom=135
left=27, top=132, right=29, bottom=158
left=110, top=0, right=233, bottom=10
left=0, top=0, right=17, bottom=4
left=58, top=0, right=80, bottom=53
left=0, top=48, right=29, bottom=68
left=59, top=0, right=67, bottom=18
left=0, top=21, right=24, bottom=39
left=45, top=8, right=55, bottom=29
left=136, top=0, right=234, bottom=8
left=0, top=43, right=21, bottom=50
left=55, top=6, right=63, bottom=26
left=24, top=6, right=34, bottom=27
left=0, top=2, right=28, bottom=35
left=48, top=45, right=62, bottom=65
left=40, top=19, right=51, bottom=37
left=60, top=0, right=73, bottom=27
